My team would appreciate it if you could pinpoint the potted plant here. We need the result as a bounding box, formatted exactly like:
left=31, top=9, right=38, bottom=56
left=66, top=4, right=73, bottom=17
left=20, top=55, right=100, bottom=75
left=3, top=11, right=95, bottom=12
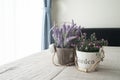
left=51, top=20, right=81, bottom=65
left=76, top=33, right=108, bottom=72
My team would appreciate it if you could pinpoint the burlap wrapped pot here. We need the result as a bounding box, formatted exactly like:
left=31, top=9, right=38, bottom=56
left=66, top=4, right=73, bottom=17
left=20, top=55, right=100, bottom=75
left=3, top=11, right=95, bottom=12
left=56, top=48, right=75, bottom=65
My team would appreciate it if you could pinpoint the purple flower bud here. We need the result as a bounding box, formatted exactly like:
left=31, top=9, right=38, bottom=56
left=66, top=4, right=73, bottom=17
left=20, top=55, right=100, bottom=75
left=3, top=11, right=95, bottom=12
left=88, top=43, right=91, bottom=46
left=83, top=33, right=87, bottom=36
left=96, top=46, right=99, bottom=48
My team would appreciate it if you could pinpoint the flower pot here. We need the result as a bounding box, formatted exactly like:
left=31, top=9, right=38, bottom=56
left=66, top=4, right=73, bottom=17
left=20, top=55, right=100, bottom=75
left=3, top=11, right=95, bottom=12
left=75, top=49, right=104, bottom=72
left=56, top=48, right=75, bottom=65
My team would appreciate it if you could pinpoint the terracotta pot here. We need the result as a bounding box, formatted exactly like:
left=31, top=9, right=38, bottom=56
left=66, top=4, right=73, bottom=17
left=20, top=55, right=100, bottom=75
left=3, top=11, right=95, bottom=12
left=56, top=48, right=75, bottom=65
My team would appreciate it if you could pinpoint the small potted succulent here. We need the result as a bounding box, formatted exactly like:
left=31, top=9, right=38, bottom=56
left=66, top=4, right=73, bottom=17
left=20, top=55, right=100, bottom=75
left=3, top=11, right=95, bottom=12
left=52, top=20, right=81, bottom=65
left=76, top=33, right=108, bottom=72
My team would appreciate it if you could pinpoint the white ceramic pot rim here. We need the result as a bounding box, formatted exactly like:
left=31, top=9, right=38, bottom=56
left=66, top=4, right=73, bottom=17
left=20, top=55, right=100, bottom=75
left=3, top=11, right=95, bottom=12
left=76, top=50, right=99, bottom=54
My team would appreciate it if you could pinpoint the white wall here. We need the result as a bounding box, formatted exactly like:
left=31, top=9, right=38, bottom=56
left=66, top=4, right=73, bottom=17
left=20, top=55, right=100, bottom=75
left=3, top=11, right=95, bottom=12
left=52, top=0, right=120, bottom=28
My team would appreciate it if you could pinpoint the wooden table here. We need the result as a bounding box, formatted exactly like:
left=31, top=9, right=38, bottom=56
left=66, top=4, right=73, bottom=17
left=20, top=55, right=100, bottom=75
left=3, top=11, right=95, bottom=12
left=0, top=47, right=120, bottom=80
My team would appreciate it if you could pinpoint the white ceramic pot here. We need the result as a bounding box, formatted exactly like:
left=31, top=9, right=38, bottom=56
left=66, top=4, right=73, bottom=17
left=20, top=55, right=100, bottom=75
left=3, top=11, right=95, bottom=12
left=76, top=49, right=104, bottom=72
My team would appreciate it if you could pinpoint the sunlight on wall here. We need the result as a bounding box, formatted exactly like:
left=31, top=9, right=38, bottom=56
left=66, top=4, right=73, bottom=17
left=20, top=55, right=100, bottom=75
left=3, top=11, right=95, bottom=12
left=0, top=0, right=43, bottom=66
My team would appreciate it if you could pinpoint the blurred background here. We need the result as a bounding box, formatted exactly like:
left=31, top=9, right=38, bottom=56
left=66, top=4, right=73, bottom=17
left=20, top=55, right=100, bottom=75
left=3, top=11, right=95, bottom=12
left=0, top=0, right=43, bottom=66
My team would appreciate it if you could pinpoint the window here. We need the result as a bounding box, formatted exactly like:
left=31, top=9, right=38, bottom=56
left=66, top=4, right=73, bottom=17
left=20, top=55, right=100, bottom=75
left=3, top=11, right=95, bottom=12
left=0, top=0, right=43, bottom=65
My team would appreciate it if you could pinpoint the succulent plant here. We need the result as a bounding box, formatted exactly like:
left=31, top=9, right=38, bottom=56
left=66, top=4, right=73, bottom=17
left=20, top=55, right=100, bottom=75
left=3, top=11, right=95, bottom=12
left=51, top=20, right=82, bottom=48
left=77, top=33, right=108, bottom=52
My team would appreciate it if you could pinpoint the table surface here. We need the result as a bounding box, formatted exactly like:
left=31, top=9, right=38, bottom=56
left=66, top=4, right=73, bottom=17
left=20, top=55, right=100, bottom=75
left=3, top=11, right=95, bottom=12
left=0, top=47, right=120, bottom=80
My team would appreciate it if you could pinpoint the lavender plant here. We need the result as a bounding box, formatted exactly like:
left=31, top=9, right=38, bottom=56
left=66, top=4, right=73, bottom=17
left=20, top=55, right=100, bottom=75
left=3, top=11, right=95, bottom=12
left=52, top=20, right=81, bottom=48
left=77, top=33, right=108, bottom=52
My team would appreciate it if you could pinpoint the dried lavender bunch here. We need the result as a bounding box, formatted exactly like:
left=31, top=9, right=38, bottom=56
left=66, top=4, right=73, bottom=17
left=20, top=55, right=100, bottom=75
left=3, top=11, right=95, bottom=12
left=52, top=20, right=82, bottom=48
left=77, top=33, right=108, bottom=52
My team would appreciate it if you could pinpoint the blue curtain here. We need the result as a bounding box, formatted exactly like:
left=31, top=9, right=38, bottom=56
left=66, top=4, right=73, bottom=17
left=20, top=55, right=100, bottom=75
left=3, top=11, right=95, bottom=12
left=42, top=0, right=52, bottom=49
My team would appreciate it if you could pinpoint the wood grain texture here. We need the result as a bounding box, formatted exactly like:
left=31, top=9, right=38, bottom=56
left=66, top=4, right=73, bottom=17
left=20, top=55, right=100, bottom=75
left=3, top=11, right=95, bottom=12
left=52, top=47, right=120, bottom=80
left=0, top=47, right=120, bottom=80
left=0, top=50, right=65, bottom=80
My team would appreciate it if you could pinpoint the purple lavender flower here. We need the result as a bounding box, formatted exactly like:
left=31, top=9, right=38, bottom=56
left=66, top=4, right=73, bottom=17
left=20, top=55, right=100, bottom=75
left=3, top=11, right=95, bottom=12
left=51, top=20, right=82, bottom=48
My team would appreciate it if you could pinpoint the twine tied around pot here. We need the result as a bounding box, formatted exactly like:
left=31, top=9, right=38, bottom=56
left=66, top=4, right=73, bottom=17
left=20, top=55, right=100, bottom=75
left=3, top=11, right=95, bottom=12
left=50, top=44, right=105, bottom=72
left=52, top=46, right=76, bottom=66
left=75, top=47, right=105, bottom=72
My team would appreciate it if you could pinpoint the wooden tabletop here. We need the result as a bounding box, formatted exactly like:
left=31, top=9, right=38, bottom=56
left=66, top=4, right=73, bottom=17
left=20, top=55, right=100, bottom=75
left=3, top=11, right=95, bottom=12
left=0, top=47, right=120, bottom=80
